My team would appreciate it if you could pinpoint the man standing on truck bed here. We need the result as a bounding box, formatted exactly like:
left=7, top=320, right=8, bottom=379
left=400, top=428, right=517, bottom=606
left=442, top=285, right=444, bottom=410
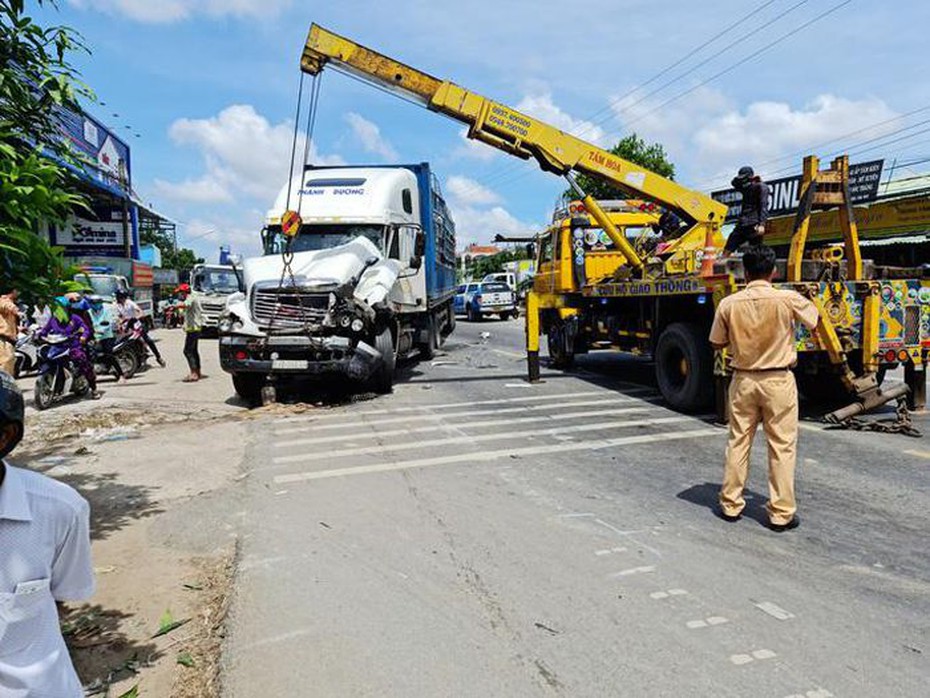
left=723, top=166, right=770, bottom=255
left=709, top=245, right=819, bottom=532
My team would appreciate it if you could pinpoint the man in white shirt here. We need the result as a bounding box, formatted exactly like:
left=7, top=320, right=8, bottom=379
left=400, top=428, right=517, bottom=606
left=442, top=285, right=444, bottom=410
left=0, top=371, right=95, bottom=697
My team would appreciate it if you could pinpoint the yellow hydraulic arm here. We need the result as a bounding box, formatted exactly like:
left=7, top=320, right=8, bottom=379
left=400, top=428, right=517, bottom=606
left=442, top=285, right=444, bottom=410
left=300, top=24, right=728, bottom=277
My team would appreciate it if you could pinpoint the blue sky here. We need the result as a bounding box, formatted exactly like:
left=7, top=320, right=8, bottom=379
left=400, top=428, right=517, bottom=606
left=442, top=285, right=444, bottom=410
left=43, top=0, right=930, bottom=261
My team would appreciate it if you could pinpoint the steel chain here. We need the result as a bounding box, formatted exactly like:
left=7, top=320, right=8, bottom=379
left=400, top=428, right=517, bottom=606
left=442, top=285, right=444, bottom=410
left=824, top=395, right=922, bottom=438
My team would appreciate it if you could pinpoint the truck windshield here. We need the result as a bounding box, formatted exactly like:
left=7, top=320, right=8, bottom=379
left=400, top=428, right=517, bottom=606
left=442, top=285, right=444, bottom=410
left=196, top=269, right=239, bottom=294
left=83, top=276, right=126, bottom=299
left=265, top=225, right=384, bottom=255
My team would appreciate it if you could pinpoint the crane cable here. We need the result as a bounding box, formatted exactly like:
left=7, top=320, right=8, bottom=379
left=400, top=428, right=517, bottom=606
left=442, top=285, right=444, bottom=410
left=266, top=72, right=323, bottom=341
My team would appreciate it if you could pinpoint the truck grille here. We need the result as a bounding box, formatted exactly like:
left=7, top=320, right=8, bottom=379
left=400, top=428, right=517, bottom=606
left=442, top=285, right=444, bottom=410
left=251, top=289, right=331, bottom=330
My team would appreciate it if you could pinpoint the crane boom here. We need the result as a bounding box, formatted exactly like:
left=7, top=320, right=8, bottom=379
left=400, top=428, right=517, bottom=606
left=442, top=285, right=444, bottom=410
left=301, top=23, right=728, bottom=275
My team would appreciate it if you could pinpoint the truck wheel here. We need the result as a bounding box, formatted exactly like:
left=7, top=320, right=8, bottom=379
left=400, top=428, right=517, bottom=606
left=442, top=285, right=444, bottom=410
left=467, top=304, right=481, bottom=322
left=419, top=313, right=439, bottom=360
left=370, top=328, right=396, bottom=394
left=547, top=322, right=574, bottom=369
left=232, top=374, right=264, bottom=406
left=655, top=322, right=713, bottom=412
left=444, top=303, right=456, bottom=336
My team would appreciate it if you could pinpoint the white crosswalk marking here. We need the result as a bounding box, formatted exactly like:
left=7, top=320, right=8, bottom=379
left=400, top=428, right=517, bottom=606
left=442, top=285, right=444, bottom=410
left=272, top=387, right=656, bottom=425
left=272, top=416, right=694, bottom=465
left=273, top=397, right=643, bottom=434
left=272, top=390, right=611, bottom=423
left=273, top=406, right=659, bottom=448
left=273, top=428, right=721, bottom=483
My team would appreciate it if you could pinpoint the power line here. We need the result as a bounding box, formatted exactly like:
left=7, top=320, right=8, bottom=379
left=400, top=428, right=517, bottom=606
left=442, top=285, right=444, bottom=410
left=585, top=0, right=810, bottom=138
left=694, top=103, right=930, bottom=191
left=468, top=0, right=854, bottom=200
left=455, top=0, right=802, bottom=197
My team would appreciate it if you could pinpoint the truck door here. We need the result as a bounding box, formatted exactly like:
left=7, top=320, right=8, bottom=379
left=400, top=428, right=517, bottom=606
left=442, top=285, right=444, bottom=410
left=533, top=230, right=558, bottom=295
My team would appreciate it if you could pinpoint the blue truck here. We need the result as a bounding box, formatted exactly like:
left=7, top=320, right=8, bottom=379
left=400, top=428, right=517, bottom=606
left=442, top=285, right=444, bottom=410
left=219, top=163, right=457, bottom=401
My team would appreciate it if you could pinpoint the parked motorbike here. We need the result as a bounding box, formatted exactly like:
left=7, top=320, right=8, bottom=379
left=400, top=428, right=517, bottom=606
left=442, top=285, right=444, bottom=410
left=115, top=319, right=150, bottom=372
left=91, top=335, right=138, bottom=379
left=33, top=335, right=90, bottom=410
left=14, top=330, right=38, bottom=378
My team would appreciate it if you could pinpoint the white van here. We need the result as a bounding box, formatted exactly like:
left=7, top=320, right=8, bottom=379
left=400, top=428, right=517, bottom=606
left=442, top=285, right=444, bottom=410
left=482, top=272, right=516, bottom=290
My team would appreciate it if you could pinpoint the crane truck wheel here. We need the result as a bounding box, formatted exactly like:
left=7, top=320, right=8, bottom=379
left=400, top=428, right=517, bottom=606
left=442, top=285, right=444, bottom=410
left=655, top=322, right=713, bottom=412
left=547, top=322, right=574, bottom=370
left=232, top=374, right=264, bottom=406
left=370, top=327, right=396, bottom=394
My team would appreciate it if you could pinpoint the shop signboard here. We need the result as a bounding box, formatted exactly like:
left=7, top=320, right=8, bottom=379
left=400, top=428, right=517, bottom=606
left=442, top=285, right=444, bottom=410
left=57, top=106, right=132, bottom=192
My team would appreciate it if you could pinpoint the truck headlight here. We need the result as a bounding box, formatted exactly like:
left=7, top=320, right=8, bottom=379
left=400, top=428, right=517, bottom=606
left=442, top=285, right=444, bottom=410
left=218, top=312, right=243, bottom=333
left=339, top=314, right=352, bottom=328
left=350, top=318, right=364, bottom=333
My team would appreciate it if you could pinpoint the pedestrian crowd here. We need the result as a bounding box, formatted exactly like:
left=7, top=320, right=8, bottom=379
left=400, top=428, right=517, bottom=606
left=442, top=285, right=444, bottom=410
left=0, top=282, right=206, bottom=402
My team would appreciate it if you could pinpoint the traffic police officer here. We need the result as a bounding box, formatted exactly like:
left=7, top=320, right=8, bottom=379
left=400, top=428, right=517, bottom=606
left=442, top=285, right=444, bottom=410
left=709, top=245, right=819, bottom=531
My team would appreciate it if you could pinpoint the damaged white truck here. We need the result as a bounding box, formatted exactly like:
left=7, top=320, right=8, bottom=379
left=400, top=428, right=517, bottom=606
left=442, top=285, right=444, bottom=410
left=218, top=164, right=457, bottom=403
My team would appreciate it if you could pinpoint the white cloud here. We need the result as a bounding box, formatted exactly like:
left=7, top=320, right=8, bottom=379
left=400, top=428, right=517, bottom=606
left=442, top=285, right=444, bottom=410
left=515, top=89, right=607, bottom=145
left=161, top=104, right=343, bottom=205
left=344, top=112, right=398, bottom=161
left=445, top=176, right=502, bottom=206
left=443, top=174, right=538, bottom=247
left=67, top=0, right=292, bottom=22
left=453, top=128, right=500, bottom=163
left=692, top=95, right=898, bottom=182
left=152, top=176, right=232, bottom=204
left=608, top=89, right=899, bottom=189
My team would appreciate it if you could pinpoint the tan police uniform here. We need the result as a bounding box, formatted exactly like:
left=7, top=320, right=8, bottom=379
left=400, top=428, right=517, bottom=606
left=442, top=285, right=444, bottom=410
left=0, top=296, right=18, bottom=376
left=709, top=280, right=819, bottom=525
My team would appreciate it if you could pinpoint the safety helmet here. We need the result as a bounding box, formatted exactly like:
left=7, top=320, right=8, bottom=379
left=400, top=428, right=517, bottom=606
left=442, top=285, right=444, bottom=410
left=737, top=166, right=754, bottom=178
left=0, top=371, right=24, bottom=459
left=175, top=283, right=191, bottom=294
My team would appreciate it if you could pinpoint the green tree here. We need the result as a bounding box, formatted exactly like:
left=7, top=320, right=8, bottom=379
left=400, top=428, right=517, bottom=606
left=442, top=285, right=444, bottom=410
left=139, top=227, right=203, bottom=272
left=0, top=0, right=89, bottom=304
left=564, top=134, right=676, bottom=201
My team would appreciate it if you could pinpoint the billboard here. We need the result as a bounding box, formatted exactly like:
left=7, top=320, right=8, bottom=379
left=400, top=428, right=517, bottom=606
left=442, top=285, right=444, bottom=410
left=712, top=160, right=884, bottom=222
left=56, top=106, right=132, bottom=193
left=51, top=205, right=130, bottom=258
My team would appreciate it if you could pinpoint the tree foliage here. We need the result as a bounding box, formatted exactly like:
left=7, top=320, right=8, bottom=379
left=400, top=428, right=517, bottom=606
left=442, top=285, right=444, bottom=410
left=0, top=0, right=90, bottom=304
left=461, top=247, right=531, bottom=282
left=565, top=134, right=676, bottom=201
left=139, top=226, right=204, bottom=272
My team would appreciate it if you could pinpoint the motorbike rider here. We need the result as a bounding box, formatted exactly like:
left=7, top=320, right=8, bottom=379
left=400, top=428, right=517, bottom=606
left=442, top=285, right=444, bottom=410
left=37, top=297, right=100, bottom=400
left=114, top=289, right=166, bottom=367
left=87, top=296, right=126, bottom=384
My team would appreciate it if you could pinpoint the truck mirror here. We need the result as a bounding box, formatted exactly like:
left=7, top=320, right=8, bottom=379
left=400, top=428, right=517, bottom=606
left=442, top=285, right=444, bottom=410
left=414, top=229, right=426, bottom=258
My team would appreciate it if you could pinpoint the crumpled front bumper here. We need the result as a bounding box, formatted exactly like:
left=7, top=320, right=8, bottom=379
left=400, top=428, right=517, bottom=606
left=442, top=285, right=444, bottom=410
left=219, top=333, right=381, bottom=380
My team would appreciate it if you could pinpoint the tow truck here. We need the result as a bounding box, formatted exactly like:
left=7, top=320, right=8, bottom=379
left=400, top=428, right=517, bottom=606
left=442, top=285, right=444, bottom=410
left=298, top=24, right=929, bottom=424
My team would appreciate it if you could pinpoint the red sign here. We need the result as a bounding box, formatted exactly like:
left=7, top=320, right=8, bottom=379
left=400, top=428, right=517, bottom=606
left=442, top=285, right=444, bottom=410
left=132, top=261, right=154, bottom=287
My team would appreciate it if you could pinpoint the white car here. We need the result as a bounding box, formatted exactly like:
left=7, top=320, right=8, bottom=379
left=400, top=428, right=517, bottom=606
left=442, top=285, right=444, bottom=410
left=454, top=281, right=518, bottom=321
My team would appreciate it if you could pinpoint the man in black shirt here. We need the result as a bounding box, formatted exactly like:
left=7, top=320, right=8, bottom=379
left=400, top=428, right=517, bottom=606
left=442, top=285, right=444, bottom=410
left=724, top=166, right=770, bottom=254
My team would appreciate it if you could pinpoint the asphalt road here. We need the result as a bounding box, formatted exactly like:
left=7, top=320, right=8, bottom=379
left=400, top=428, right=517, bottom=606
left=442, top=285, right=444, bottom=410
left=222, top=316, right=930, bottom=697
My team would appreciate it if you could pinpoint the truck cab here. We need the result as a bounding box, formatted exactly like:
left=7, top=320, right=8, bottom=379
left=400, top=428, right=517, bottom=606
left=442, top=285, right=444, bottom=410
left=219, top=164, right=456, bottom=403
left=190, top=264, right=240, bottom=333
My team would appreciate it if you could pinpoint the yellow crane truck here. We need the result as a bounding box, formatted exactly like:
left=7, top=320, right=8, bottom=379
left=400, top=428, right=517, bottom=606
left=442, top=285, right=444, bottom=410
left=298, top=24, right=929, bottom=424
